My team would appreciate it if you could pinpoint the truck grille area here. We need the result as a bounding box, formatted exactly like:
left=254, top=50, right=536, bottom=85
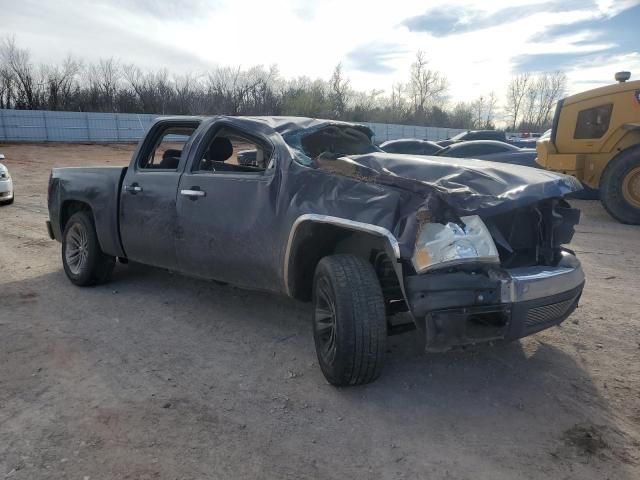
left=484, top=199, right=580, bottom=268
left=525, top=296, right=579, bottom=331
left=511, top=284, right=583, bottom=337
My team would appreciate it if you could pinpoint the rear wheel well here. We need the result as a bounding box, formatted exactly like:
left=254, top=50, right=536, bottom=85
left=60, top=200, right=93, bottom=232
left=287, top=222, right=404, bottom=308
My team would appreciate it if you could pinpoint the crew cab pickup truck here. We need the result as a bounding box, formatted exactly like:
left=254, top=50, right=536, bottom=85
left=47, top=116, right=585, bottom=386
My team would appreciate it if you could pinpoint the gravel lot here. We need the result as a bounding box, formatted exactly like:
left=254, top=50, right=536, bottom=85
left=1, top=143, right=639, bottom=480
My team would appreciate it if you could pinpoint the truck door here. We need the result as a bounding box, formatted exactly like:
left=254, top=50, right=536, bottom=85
left=175, top=124, right=281, bottom=291
left=120, top=120, right=200, bottom=269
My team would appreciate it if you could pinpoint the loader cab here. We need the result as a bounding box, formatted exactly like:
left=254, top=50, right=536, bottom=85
left=536, top=72, right=640, bottom=224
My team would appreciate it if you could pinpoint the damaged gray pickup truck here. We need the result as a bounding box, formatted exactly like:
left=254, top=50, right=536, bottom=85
left=47, top=116, right=585, bottom=386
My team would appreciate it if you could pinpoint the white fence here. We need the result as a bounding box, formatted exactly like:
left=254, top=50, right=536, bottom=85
left=0, top=109, right=465, bottom=144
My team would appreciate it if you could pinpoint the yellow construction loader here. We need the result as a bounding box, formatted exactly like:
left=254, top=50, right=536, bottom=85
left=537, top=72, right=640, bottom=224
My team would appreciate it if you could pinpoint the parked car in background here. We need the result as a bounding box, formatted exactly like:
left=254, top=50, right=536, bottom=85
left=436, top=141, right=599, bottom=200
left=379, top=139, right=443, bottom=155
left=0, top=154, right=14, bottom=205
left=436, top=140, right=534, bottom=164
left=508, top=138, right=539, bottom=148
left=437, top=130, right=507, bottom=147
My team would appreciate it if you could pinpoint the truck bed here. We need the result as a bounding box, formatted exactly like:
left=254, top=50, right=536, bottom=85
left=48, top=166, right=128, bottom=257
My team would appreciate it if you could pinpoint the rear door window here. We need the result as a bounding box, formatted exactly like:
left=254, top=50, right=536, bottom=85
left=193, top=128, right=273, bottom=174
left=574, top=104, right=613, bottom=139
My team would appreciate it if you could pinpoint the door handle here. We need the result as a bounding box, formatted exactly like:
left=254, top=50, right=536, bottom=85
left=124, top=184, right=143, bottom=194
left=180, top=189, right=206, bottom=198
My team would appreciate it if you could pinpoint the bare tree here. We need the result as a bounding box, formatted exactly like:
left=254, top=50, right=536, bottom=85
left=2, top=36, right=525, bottom=129
left=329, top=63, right=350, bottom=118
left=535, top=72, right=566, bottom=128
left=0, top=62, right=15, bottom=108
left=471, top=92, right=498, bottom=129
left=43, top=55, right=82, bottom=110
left=172, top=73, right=198, bottom=115
left=408, top=51, right=448, bottom=120
left=505, top=73, right=531, bottom=131
left=449, top=102, right=475, bottom=129
left=0, top=37, right=43, bottom=109
left=87, top=58, right=121, bottom=111
left=206, top=65, right=270, bottom=115
left=515, top=72, right=566, bottom=132
left=123, top=65, right=172, bottom=113
left=385, top=83, right=410, bottom=123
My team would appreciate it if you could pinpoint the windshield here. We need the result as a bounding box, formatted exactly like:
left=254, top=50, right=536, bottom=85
left=449, top=131, right=469, bottom=141
left=284, top=125, right=380, bottom=166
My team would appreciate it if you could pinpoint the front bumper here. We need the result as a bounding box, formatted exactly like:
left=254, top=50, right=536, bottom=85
left=404, top=252, right=584, bottom=351
left=0, top=179, right=13, bottom=201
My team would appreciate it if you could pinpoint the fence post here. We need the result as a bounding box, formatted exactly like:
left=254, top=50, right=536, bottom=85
left=85, top=112, right=91, bottom=142
left=43, top=111, right=49, bottom=141
left=137, top=114, right=145, bottom=140
left=115, top=113, right=121, bottom=142
left=0, top=109, right=6, bottom=142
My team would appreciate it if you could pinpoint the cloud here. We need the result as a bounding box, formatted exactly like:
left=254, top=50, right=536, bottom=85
left=534, top=3, right=640, bottom=54
left=0, top=0, right=637, bottom=106
left=346, top=42, right=408, bottom=74
left=291, top=0, right=317, bottom=21
left=402, top=4, right=542, bottom=36
left=98, top=0, right=217, bottom=20
left=0, top=0, right=209, bottom=70
left=515, top=3, right=640, bottom=73
left=513, top=52, right=598, bottom=72
left=402, top=1, right=598, bottom=37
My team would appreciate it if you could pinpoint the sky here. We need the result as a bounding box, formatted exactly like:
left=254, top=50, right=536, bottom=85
left=1, top=0, right=639, bottom=104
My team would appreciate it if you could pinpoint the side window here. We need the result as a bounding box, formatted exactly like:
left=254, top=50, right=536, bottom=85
left=447, top=145, right=472, bottom=157
left=406, top=143, right=425, bottom=154
left=475, top=144, right=507, bottom=155
left=397, top=142, right=422, bottom=154
left=139, top=125, right=198, bottom=170
left=194, top=128, right=273, bottom=174
left=574, top=104, right=613, bottom=139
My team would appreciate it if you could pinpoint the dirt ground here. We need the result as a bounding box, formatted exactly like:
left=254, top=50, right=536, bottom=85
left=1, top=143, right=639, bottom=480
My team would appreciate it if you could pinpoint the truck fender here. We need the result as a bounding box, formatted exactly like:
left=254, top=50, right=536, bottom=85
left=284, top=214, right=402, bottom=301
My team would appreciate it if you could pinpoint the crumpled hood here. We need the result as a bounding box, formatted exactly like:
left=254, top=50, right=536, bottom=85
left=343, top=152, right=583, bottom=216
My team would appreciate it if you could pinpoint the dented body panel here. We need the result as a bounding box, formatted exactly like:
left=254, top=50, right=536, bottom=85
left=48, top=115, right=585, bottom=350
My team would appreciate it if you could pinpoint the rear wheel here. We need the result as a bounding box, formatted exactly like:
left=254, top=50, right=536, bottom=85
left=600, top=148, right=640, bottom=225
left=312, top=254, right=387, bottom=386
left=62, top=211, right=115, bottom=286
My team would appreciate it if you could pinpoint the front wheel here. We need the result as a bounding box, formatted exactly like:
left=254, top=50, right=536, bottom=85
left=600, top=148, right=640, bottom=225
left=312, top=254, right=387, bottom=386
left=62, top=211, right=115, bottom=286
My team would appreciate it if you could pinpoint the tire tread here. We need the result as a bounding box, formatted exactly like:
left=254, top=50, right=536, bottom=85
left=313, top=254, right=386, bottom=386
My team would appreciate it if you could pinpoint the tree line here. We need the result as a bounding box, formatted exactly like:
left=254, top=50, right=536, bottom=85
left=0, top=37, right=566, bottom=132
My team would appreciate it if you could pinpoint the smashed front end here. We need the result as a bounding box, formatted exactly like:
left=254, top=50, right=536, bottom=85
left=402, top=199, right=583, bottom=351
left=280, top=121, right=585, bottom=350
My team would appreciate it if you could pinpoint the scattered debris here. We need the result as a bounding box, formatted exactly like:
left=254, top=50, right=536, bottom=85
left=562, top=424, right=608, bottom=456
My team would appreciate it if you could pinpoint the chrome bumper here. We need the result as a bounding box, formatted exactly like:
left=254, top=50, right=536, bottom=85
left=406, top=251, right=585, bottom=351
left=492, top=251, right=585, bottom=303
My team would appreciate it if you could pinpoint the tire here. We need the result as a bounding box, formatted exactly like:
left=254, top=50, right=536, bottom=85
left=0, top=196, right=13, bottom=205
left=312, top=254, right=387, bottom=386
left=61, top=211, right=115, bottom=286
left=599, top=148, right=640, bottom=225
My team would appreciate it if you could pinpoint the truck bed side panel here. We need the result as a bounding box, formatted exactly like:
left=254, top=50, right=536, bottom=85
left=49, top=166, right=127, bottom=258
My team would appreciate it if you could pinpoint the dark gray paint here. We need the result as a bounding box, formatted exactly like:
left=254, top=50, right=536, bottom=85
left=48, top=115, right=583, bottom=296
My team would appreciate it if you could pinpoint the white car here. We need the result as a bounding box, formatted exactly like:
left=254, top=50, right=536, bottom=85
left=0, top=154, right=14, bottom=205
